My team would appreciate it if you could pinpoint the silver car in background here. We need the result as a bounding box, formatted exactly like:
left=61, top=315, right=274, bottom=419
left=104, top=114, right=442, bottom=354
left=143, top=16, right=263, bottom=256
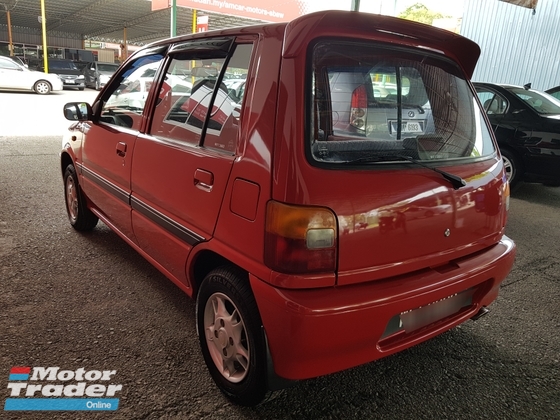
left=0, top=55, right=63, bottom=94
left=82, top=61, right=120, bottom=90
left=329, top=66, right=433, bottom=141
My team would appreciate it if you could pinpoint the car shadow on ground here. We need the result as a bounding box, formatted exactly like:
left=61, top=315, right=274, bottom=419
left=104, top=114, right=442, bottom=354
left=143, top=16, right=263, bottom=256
left=511, top=182, right=560, bottom=207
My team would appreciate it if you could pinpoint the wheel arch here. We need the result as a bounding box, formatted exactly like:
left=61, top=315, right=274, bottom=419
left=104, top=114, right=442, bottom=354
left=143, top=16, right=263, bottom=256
left=34, top=79, right=52, bottom=90
left=192, top=252, right=293, bottom=400
left=60, top=151, right=74, bottom=178
left=499, top=144, right=525, bottom=188
left=190, top=250, right=249, bottom=298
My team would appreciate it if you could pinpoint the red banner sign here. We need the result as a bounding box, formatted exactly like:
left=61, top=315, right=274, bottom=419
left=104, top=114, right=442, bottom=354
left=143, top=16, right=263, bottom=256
left=152, top=0, right=308, bottom=23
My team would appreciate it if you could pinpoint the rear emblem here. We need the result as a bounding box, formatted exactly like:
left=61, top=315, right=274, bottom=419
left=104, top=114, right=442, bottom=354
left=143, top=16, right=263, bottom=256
left=444, top=229, right=451, bottom=237
left=408, top=111, right=415, bottom=118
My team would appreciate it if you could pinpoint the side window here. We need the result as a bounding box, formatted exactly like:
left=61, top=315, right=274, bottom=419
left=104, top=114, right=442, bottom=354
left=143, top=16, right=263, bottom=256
left=476, top=89, right=507, bottom=115
left=150, top=43, right=252, bottom=154
left=100, top=53, right=164, bottom=130
left=0, top=59, right=20, bottom=70
left=204, top=44, right=252, bottom=153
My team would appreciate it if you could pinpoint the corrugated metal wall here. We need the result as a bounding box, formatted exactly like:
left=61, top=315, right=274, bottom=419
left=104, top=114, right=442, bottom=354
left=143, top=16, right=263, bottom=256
left=461, top=0, right=560, bottom=90
left=0, top=26, right=83, bottom=49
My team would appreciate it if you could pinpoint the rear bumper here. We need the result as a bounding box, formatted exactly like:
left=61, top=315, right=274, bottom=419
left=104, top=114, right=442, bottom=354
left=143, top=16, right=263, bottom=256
left=251, top=235, right=515, bottom=381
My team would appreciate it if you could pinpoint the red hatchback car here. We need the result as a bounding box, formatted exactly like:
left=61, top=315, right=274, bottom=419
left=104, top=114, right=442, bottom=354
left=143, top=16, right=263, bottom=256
left=60, top=10, right=516, bottom=406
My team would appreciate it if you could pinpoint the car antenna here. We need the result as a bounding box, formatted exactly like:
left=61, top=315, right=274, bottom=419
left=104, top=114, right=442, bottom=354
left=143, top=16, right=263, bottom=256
left=523, top=83, right=531, bottom=90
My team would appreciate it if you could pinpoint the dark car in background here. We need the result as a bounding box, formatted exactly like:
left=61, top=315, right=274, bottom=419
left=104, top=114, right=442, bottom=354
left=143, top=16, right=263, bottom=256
left=31, top=58, right=85, bottom=90
left=545, top=85, right=560, bottom=100
left=474, top=82, right=560, bottom=188
left=82, top=61, right=120, bottom=90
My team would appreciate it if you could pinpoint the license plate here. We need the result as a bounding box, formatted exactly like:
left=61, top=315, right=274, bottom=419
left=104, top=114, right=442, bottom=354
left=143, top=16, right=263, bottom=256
left=400, top=288, right=473, bottom=333
left=390, top=120, right=423, bottom=133
left=65, top=80, right=75, bottom=84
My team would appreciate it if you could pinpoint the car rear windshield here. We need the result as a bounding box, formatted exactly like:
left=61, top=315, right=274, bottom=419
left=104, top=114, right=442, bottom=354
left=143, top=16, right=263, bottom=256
left=97, top=63, right=120, bottom=72
left=508, top=87, right=560, bottom=115
left=309, top=40, right=495, bottom=165
left=50, top=60, right=78, bottom=70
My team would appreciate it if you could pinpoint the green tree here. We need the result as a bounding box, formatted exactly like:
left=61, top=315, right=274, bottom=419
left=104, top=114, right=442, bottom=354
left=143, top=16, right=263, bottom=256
left=398, top=3, right=446, bottom=25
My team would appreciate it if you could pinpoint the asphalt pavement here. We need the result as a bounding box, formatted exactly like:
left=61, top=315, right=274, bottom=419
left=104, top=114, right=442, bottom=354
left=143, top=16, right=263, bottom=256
left=0, top=90, right=559, bottom=419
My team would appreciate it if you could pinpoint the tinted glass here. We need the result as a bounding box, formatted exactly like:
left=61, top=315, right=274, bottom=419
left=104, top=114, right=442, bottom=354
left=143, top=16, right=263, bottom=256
left=508, top=87, right=560, bottom=115
left=150, top=43, right=252, bottom=153
left=100, top=54, right=164, bottom=130
left=310, top=41, right=495, bottom=165
left=476, top=89, right=508, bottom=115
left=0, top=57, right=20, bottom=70
left=97, top=63, right=119, bottom=72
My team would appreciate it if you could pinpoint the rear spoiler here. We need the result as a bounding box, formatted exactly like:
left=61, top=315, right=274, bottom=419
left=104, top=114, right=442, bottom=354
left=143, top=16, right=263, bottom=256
left=283, top=11, right=480, bottom=79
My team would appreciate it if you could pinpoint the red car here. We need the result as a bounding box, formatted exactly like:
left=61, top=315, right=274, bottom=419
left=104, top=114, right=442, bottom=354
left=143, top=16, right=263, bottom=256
left=60, top=10, right=516, bottom=406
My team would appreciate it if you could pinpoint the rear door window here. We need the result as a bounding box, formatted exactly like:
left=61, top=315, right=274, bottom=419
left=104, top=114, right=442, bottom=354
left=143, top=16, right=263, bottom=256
left=149, top=42, right=252, bottom=153
left=310, top=41, right=495, bottom=164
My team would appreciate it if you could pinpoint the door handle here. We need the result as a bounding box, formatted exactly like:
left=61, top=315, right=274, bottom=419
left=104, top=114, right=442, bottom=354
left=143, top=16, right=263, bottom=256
left=116, top=142, right=127, bottom=157
left=194, top=169, right=214, bottom=191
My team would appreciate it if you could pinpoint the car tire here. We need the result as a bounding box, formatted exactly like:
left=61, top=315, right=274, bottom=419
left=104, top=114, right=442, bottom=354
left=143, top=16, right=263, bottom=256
left=78, top=87, right=85, bottom=91
left=33, top=80, right=51, bottom=95
left=63, top=164, right=98, bottom=231
left=501, top=148, right=523, bottom=189
left=196, top=266, right=269, bottom=406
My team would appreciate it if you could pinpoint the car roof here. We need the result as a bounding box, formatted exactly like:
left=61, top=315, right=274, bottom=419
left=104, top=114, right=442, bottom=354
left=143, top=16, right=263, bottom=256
left=139, top=10, right=481, bottom=79
left=474, top=81, right=544, bottom=91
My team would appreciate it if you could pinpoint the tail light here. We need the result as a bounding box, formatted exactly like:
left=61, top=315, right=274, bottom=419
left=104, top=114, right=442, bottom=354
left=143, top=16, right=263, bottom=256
left=503, top=178, right=510, bottom=227
left=264, top=201, right=337, bottom=274
left=350, top=84, right=367, bottom=131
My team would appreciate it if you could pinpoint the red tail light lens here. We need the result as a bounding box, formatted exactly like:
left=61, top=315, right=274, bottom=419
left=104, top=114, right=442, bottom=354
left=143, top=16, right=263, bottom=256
left=264, top=201, right=337, bottom=274
left=350, top=84, right=368, bottom=130
left=503, top=178, right=510, bottom=227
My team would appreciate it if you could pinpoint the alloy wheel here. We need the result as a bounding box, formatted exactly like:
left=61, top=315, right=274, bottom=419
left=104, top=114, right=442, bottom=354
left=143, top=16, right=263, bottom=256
left=203, top=292, right=250, bottom=383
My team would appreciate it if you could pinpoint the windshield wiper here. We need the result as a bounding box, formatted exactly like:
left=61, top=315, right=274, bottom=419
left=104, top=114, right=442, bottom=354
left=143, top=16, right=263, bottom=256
left=343, top=154, right=466, bottom=190
left=403, top=104, right=425, bottom=114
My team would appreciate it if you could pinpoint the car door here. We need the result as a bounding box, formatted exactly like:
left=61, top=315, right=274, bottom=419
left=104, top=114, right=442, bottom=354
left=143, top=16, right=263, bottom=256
left=476, top=87, right=533, bottom=148
left=0, top=57, right=28, bottom=89
left=130, top=38, right=254, bottom=287
left=77, top=48, right=166, bottom=241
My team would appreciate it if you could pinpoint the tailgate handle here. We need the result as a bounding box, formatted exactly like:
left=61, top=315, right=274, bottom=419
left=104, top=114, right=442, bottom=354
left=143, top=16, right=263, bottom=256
left=116, top=142, right=127, bottom=157
left=194, top=169, right=214, bottom=191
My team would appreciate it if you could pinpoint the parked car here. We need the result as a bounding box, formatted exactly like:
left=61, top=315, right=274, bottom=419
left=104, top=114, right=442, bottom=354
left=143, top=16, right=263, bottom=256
left=60, top=10, right=515, bottom=406
left=2, top=55, right=28, bottom=67
left=32, top=58, right=85, bottom=90
left=0, top=55, right=63, bottom=94
left=474, top=82, right=560, bottom=187
left=545, top=85, right=560, bottom=100
left=329, top=68, right=432, bottom=139
left=82, top=61, right=120, bottom=90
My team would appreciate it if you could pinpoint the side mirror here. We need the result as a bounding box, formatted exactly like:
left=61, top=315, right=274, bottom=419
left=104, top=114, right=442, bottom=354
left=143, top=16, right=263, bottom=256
left=63, top=102, right=92, bottom=121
